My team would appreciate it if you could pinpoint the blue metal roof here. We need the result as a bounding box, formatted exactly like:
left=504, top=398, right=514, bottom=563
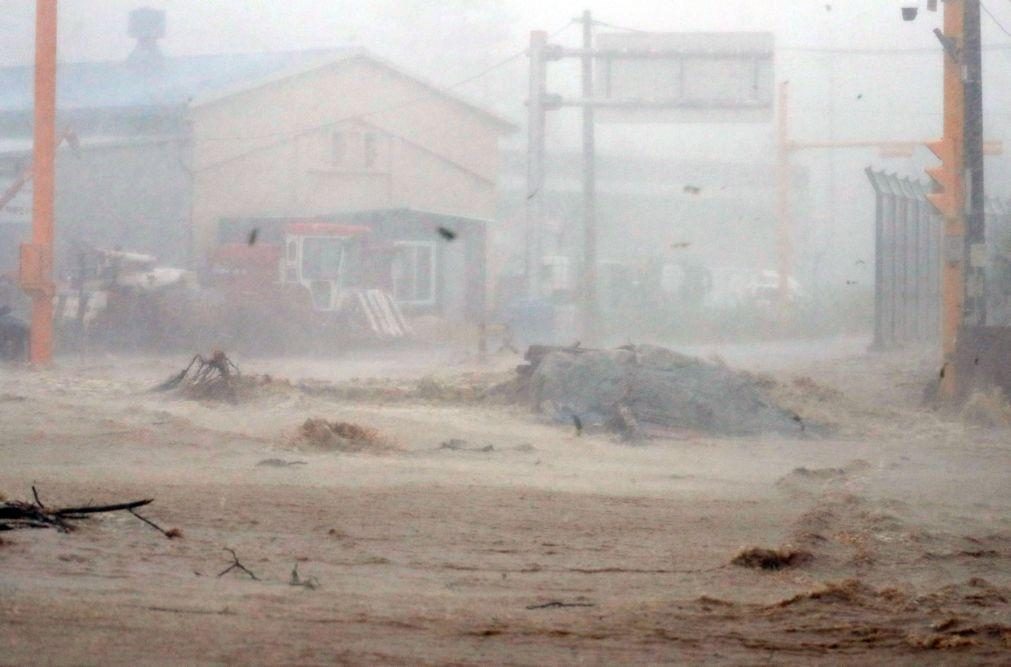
left=0, top=48, right=350, bottom=112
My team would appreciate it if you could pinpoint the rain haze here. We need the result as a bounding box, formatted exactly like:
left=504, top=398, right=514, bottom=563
left=1, top=1, right=1009, bottom=664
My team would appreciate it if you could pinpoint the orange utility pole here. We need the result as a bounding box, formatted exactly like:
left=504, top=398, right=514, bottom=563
left=21, top=0, right=58, bottom=365
left=926, top=0, right=966, bottom=399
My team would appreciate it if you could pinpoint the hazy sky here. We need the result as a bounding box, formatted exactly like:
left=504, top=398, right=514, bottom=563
left=5, top=2, right=1007, bottom=143
left=2, top=2, right=1008, bottom=189
left=2, top=1, right=1009, bottom=283
left=2, top=1, right=991, bottom=66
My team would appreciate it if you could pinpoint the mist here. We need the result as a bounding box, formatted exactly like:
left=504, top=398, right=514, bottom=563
left=1, top=1, right=1009, bottom=664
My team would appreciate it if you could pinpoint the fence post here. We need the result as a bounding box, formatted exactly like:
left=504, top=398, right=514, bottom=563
left=903, top=178, right=922, bottom=341
left=888, top=174, right=904, bottom=347
left=867, top=168, right=886, bottom=350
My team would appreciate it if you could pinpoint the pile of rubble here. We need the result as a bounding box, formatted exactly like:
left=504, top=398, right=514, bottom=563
left=515, top=344, right=807, bottom=437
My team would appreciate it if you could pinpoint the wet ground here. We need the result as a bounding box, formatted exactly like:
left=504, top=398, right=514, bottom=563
left=0, top=337, right=1008, bottom=665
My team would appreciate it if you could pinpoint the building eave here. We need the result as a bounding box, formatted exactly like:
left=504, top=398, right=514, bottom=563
left=188, top=48, right=517, bottom=133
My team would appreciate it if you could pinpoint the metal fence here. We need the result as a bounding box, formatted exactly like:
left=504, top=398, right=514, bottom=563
left=866, top=170, right=941, bottom=348
left=866, top=168, right=1011, bottom=349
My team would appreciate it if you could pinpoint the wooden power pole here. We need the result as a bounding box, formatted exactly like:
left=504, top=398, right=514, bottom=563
left=20, top=0, right=58, bottom=365
left=526, top=30, right=548, bottom=300
left=775, top=81, right=792, bottom=309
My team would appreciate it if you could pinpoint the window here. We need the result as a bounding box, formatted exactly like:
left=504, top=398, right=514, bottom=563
left=284, top=240, right=299, bottom=283
left=331, top=131, right=346, bottom=165
left=391, top=242, right=436, bottom=305
left=301, top=237, right=344, bottom=281
left=363, top=132, right=378, bottom=168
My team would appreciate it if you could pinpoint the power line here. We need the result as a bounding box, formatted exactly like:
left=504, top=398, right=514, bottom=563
left=591, top=19, right=646, bottom=34
left=197, top=21, right=575, bottom=145
left=427, top=20, right=576, bottom=91
left=981, top=1, right=1011, bottom=38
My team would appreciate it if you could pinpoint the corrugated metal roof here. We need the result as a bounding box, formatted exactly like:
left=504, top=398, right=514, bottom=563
left=0, top=48, right=351, bottom=112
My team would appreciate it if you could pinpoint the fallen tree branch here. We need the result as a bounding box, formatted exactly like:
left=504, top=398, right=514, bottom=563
left=128, top=508, right=182, bottom=539
left=526, top=600, right=596, bottom=610
left=217, top=548, right=259, bottom=580
left=0, top=488, right=154, bottom=533
left=54, top=499, right=153, bottom=516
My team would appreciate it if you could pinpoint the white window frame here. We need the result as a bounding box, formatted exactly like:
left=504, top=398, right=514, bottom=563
left=392, top=241, right=437, bottom=306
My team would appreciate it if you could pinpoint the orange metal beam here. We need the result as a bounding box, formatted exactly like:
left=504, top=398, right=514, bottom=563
left=788, top=139, right=1001, bottom=155
left=22, top=0, right=58, bottom=365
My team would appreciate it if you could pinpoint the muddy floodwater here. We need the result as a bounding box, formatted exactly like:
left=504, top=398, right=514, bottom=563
left=1, top=337, right=1009, bottom=665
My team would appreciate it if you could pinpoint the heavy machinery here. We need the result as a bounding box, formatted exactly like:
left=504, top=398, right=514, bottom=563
left=57, top=221, right=410, bottom=353
left=206, top=221, right=411, bottom=350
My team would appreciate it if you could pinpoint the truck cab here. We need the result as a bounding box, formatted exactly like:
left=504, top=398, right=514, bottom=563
left=279, top=223, right=371, bottom=312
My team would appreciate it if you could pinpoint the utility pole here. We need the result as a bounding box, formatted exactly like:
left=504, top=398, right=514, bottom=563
left=579, top=10, right=597, bottom=342
left=775, top=81, right=792, bottom=309
left=21, top=0, right=58, bottom=365
left=526, top=30, right=548, bottom=300
left=525, top=14, right=772, bottom=342
left=926, top=0, right=985, bottom=398
left=962, top=0, right=986, bottom=328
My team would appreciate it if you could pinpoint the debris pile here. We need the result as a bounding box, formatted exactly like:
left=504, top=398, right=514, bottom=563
left=155, top=352, right=292, bottom=403
left=292, top=418, right=397, bottom=453
left=515, top=344, right=807, bottom=437
left=155, top=351, right=241, bottom=402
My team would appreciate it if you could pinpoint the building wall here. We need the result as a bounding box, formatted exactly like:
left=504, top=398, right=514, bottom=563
left=189, top=56, right=505, bottom=264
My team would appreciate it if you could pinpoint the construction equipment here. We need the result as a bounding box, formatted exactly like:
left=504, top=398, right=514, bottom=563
left=207, top=221, right=411, bottom=350
left=58, top=220, right=412, bottom=353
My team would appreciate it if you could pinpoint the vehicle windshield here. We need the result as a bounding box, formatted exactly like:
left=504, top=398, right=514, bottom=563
left=301, top=237, right=344, bottom=280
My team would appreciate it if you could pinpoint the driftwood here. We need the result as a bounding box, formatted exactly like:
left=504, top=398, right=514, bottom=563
left=0, top=489, right=154, bottom=532
left=128, top=508, right=183, bottom=539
